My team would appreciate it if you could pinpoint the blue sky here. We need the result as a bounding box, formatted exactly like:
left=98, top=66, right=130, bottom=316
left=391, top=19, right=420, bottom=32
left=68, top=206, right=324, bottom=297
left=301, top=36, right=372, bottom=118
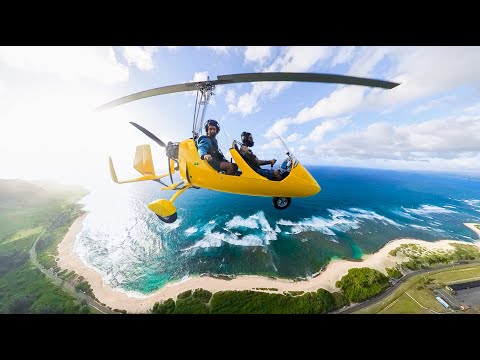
left=1, top=46, right=479, bottom=187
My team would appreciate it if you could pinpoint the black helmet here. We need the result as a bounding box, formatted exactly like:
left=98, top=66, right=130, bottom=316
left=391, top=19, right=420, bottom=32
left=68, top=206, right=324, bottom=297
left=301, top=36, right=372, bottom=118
left=241, top=131, right=254, bottom=147
left=205, top=119, right=220, bottom=134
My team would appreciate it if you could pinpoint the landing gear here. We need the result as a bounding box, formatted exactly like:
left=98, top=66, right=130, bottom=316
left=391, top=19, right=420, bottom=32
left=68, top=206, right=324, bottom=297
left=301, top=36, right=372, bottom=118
left=148, top=184, right=191, bottom=223
left=156, top=213, right=177, bottom=223
left=272, top=197, right=291, bottom=210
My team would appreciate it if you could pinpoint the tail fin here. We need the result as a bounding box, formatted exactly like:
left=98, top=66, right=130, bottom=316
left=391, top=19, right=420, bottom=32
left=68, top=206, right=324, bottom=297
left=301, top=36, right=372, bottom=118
left=109, top=145, right=169, bottom=184
left=134, top=144, right=155, bottom=175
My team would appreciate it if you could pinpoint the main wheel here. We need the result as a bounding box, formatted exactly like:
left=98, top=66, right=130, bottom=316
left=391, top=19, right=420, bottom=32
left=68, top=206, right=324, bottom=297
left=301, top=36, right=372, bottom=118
left=272, top=197, right=291, bottom=210
left=156, top=212, right=177, bottom=223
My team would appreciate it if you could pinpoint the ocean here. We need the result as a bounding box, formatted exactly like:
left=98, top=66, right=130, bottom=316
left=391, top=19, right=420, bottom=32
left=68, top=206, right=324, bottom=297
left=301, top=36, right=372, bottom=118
left=75, top=166, right=480, bottom=295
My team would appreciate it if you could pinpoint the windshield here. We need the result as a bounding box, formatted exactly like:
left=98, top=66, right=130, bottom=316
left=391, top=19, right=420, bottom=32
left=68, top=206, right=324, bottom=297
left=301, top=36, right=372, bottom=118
left=272, top=133, right=298, bottom=169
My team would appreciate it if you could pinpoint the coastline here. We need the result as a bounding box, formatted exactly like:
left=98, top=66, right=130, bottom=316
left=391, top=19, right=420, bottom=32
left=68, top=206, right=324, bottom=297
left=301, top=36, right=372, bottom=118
left=57, top=219, right=480, bottom=314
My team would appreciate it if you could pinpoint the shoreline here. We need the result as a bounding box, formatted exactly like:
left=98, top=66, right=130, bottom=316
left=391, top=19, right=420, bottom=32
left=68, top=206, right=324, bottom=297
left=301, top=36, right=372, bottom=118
left=57, top=218, right=480, bottom=314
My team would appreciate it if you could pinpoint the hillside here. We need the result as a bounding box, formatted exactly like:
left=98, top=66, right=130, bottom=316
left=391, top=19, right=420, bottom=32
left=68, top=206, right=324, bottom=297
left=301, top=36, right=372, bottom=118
left=0, top=179, right=88, bottom=210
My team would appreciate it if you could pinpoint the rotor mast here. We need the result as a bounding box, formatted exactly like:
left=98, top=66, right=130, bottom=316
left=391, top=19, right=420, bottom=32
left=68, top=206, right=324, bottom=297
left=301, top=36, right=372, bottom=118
left=192, top=78, right=215, bottom=140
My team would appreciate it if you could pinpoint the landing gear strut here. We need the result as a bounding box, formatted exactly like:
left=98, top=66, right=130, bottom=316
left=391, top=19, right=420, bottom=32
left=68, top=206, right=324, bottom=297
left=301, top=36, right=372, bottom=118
left=272, top=197, right=291, bottom=210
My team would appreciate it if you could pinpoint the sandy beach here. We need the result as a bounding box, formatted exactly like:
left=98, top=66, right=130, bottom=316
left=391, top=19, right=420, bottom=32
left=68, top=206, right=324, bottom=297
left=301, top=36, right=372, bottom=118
left=57, top=217, right=480, bottom=314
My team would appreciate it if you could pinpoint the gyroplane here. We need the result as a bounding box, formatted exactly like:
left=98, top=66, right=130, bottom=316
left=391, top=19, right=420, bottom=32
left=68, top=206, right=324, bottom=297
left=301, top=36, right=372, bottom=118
left=97, top=72, right=399, bottom=223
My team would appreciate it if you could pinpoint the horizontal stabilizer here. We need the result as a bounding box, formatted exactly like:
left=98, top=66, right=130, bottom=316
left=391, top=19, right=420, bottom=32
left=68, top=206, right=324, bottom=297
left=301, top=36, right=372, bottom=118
left=109, top=155, right=170, bottom=184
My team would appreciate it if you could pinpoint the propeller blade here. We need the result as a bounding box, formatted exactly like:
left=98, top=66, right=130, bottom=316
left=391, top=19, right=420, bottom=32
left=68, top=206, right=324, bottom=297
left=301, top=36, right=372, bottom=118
left=168, top=158, right=173, bottom=184
left=96, top=72, right=400, bottom=111
left=129, top=122, right=166, bottom=148
left=216, top=72, right=400, bottom=89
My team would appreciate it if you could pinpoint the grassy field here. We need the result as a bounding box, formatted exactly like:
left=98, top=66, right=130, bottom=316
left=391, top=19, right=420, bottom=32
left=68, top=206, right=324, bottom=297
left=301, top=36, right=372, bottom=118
left=0, top=180, right=93, bottom=314
left=356, top=263, right=480, bottom=314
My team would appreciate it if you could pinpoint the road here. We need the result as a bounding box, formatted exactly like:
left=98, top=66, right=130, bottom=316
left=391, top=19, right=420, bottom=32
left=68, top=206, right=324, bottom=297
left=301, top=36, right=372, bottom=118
left=29, top=212, right=115, bottom=314
left=336, top=260, right=480, bottom=314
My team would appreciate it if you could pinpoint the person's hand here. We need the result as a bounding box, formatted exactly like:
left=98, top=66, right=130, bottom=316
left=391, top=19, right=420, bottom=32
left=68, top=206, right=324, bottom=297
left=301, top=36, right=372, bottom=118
left=204, top=154, right=212, bottom=161
left=271, top=159, right=277, bottom=165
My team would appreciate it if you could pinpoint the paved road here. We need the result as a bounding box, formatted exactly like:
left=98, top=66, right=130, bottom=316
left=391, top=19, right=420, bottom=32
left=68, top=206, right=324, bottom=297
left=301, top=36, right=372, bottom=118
left=336, top=260, right=480, bottom=314
left=29, top=212, right=115, bottom=314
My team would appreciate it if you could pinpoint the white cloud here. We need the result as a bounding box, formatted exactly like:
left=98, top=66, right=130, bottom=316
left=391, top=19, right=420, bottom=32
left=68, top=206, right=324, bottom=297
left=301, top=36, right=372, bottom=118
left=0, top=46, right=128, bottom=84
left=244, top=46, right=272, bottom=65
left=225, top=89, right=236, bottom=103
left=192, top=71, right=209, bottom=82
left=121, top=46, right=158, bottom=71
left=267, top=47, right=480, bottom=138
left=303, top=117, right=351, bottom=142
left=267, top=86, right=366, bottom=137
left=309, top=114, right=480, bottom=162
left=228, top=46, right=333, bottom=116
left=363, top=46, right=480, bottom=110
left=203, top=46, right=230, bottom=54
left=331, top=46, right=356, bottom=67
left=412, top=95, right=457, bottom=114
left=286, top=133, right=302, bottom=142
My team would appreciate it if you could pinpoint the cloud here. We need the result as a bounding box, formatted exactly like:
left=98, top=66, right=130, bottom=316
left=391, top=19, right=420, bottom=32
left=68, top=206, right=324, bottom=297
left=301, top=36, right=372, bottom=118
left=286, top=133, right=302, bottom=142
left=244, top=46, right=272, bottom=65
left=412, top=95, right=457, bottom=114
left=363, top=46, right=480, bottom=110
left=310, top=114, right=480, bottom=161
left=0, top=46, right=128, bottom=84
left=267, top=86, right=366, bottom=137
left=303, top=117, right=351, bottom=142
left=192, top=71, right=209, bottom=82
left=331, top=46, right=356, bottom=67
left=203, top=46, right=231, bottom=54
left=267, top=47, right=480, bottom=138
left=121, top=46, right=158, bottom=71
left=227, top=46, right=333, bottom=116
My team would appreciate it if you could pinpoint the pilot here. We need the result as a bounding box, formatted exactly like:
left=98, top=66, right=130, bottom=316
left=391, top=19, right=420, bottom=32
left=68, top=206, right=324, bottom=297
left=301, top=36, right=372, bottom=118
left=239, top=132, right=282, bottom=181
left=197, top=119, right=238, bottom=175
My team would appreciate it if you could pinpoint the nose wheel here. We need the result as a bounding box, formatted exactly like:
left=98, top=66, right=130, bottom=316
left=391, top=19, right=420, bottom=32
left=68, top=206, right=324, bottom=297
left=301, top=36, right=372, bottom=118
left=272, top=197, right=291, bottom=210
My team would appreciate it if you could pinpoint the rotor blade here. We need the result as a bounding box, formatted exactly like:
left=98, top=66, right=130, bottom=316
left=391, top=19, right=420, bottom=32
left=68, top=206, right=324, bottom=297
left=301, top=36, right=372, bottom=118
left=96, top=72, right=400, bottom=111
left=216, top=73, right=400, bottom=89
left=129, top=122, right=166, bottom=148
left=96, top=82, right=204, bottom=111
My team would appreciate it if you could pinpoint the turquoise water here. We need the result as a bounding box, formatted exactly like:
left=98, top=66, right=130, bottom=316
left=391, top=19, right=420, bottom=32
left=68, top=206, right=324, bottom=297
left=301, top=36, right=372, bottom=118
left=75, top=166, right=480, bottom=294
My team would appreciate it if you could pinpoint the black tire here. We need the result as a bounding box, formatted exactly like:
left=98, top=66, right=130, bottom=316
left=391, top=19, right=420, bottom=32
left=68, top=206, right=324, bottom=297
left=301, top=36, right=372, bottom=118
left=156, top=212, right=177, bottom=223
left=272, top=197, right=291, bottom=210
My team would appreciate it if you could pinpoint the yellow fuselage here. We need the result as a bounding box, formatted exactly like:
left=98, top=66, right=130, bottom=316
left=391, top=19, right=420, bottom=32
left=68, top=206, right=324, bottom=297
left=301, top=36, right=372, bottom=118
left=177, top=139, right=320, bottom=197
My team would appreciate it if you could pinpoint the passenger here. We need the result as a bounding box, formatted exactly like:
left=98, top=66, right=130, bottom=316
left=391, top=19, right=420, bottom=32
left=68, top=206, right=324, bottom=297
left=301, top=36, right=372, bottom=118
left=197, top=119, right=238, bottom=175
left=239, top=131, right=282, bottom=181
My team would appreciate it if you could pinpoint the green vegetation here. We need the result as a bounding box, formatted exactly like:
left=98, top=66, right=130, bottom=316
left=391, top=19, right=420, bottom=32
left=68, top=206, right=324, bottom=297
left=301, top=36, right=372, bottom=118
left=385, top=266, right=403, bottom=279
left=357, top=263, right=480, bottom=314
left=192, top=288, right=212, bottom=303
left=336, top=268, right=390, bottom=303
left=0, top=263, right=90, bottom=314
left=389, top=242, right=480, bottom=271
left=152, top=298, right=176, bottom=314
left=151, top=287, right=348, bottom=314
left=286, top=291, right=304, bottom=296
left=254, top=287, right=279, bottom=291
left=177, top=290, right=192, bottom=299
left=0, top=179, right=93, bottom=314
left=332, top=292, right=349, bottom=309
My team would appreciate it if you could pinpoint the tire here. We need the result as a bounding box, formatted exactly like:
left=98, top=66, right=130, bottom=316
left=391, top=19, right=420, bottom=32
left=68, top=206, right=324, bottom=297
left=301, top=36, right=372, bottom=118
left=272, top=197, right=291, bottom=210
left=156, top=212, right=178, bottom=223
